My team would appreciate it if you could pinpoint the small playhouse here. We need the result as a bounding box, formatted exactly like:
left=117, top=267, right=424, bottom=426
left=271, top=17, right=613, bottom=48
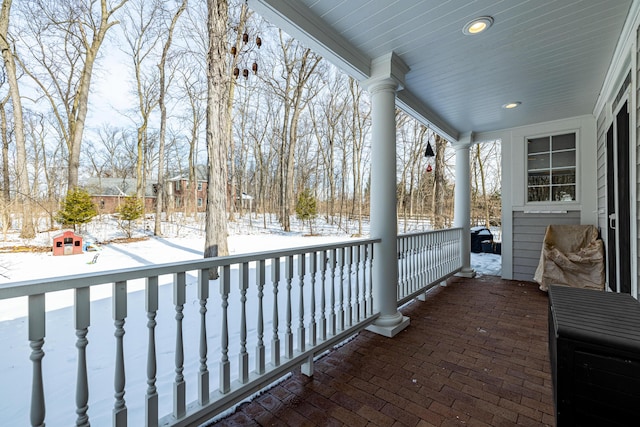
left=52, top=230, right=83, bottom=256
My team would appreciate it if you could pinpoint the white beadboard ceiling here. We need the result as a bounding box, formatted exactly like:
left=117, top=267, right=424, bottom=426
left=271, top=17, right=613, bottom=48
left=248, top=0, right=633, bottom=141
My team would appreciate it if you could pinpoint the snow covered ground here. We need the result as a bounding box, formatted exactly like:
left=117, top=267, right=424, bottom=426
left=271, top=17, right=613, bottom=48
left=0, top=214, right=501, bottom=426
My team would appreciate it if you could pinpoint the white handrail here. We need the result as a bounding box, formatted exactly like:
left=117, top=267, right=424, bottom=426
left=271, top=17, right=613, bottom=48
left=0, top=228, right=465, bottom=427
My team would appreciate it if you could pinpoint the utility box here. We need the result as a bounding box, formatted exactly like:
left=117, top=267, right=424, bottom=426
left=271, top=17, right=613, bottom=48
left=52, top=230, right=83, bottom=256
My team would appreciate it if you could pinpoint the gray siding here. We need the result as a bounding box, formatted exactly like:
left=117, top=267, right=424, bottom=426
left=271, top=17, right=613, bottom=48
left=596, top=107, right=607, bottom=234
left=511, top=211, right=581, bottom=281
left=637, top=27, right=640, bottom=294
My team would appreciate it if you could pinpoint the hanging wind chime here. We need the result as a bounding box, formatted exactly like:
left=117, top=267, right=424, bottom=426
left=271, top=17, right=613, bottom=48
left=230, top=26, right=262, bottom=80
left=424, top=139, right=435, bottom=173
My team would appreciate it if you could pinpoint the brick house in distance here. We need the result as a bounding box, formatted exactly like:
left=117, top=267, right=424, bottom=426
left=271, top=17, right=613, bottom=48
left=83, top=177, right=156, bottom=213
left=166, top=166, right=208, bottom=212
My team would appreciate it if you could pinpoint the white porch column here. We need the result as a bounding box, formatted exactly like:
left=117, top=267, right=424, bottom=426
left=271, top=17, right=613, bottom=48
left=363, top=53, right=410, bottom=337
left=453, top=135, right=476, bottom=278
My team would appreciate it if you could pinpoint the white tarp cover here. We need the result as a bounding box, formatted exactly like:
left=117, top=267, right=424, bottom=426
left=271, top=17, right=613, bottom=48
left=534, top=224, right=605, bottom=292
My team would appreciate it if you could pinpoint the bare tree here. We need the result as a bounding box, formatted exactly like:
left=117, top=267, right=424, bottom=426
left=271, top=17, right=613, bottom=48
left=266, top=31, right=322, bottom=231
left=17, top=0, right=128, bottom=194
left=97, top=125, right=137, bottom=178
left=121, top=0, right=163, bottom=201
left=204, top=0, right=230, bottom=276
left=309, top=71, right=346, bottom=224
left=154, top=0, right=187, bottom=235
left=348, top=77, right=369, bottom=236
left=176, top=65, right=206, bottom=216
left=431, top=133, right=448, bottom=229
left=226, top=2, right=252, bottom=221
left=0, top=90, right=9, bottom=203
left=0, top=0, right=34, bottom=237
left=0, top=90, right=10, bottom=235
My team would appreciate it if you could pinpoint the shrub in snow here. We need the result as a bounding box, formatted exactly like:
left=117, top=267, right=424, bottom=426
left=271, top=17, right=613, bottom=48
left=55, top=188, right=98, bottom=232
left=116, top=196, right=144, bottom=238
left=295, top=189, right=317, bottom=234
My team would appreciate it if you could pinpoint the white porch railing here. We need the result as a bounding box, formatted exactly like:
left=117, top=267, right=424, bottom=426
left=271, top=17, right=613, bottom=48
left=0, top=229, right=463, bottom=427
left=396, top=228, right=463, bottom=306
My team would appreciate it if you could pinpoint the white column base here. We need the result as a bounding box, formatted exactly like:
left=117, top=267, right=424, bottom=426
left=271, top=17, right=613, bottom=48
left=456, top=268, right=476, bottom=278
left=367, top=315, right=410, bottom=338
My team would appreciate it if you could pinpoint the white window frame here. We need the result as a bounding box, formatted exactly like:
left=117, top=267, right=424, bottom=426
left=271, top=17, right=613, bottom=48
left=526, top=131, right=578, bottom=204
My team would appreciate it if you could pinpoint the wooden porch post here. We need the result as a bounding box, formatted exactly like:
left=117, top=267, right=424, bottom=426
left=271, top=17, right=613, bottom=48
left=453, top=136, right=476, bottom=277
left=363, top=52, right=410, bottom=337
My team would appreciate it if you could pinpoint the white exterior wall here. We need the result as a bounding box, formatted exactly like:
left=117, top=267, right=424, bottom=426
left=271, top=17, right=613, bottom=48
left=477, top=115, right=598, bottom=280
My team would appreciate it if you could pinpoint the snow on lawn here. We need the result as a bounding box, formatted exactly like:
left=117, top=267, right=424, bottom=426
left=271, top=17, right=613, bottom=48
left=0, top=214, right=501, bottom=426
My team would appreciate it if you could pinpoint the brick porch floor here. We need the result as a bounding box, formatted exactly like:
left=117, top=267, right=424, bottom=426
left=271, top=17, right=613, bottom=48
left=210, top=275, right=555, bottom=426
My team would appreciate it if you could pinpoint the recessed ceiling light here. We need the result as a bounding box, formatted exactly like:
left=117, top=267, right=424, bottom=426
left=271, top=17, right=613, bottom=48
left=502, top=101, right=521, bottom=109
left=463, top=16, right=494, bottom=35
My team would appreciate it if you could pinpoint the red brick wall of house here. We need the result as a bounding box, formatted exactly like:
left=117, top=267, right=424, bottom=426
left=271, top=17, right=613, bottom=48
left=93, top=196, right=156, bottom=214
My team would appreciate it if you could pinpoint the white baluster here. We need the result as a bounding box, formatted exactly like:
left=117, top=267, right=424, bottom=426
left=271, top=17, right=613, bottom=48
left=256, top=259, right=266, bottom=374
left=271, top=257, right=281, bottom=366
left=198, top=269, right=211, bottom=402
left=319, top=250, right=327, bottom=341
left=285, top=256, right=294, bottom=359
left=173, top=272, right=186, bottom=418
left=359, top=245, right=367, bottom=317
left=239, top=263, right=249, bottom=384
left=146, top=276, right=158, bottom=427
left=219, top=266, right=229, bottom=394
left=112, top=281, right=127, bottom=426
left=353, top=245, right=361, bottom=321
left=337, top=248, right=345, bottom=331
left=411, top=236, right=417, bottom=292
left=29, top=294, right=45, bottom=427
left=366, top=244, right=373, bottom=316
left=396, top=238, right=402, bottom=299
left=329, top=249, right=337, bottom=335
left=345, top=247, right=352, bottom=327
left=297, top=253, right=306, bottom=352
left=308, top=252, right=317, bottom=346
left=75, top=287, right=90, bottom=427
left=404, top=236, right=413, bottom=296
left=420, top=234, right=427, bottom=286
left=427, top=232, right=435, bottom=284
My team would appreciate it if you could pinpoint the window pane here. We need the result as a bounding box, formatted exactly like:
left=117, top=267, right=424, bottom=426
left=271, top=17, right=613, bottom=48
left=528, top=153, right=550, bottom=170
left=552, top=151, right=575, bottom=168
left=552, top=133, right=576, bottom=151
left=528, top=137, right=550, bottom=154
left=528, top=186, right=549, bottom=202
left=528, top=171, right=550, bottom=186
left=552, top=169, right=575, bottom=184
left=552, top=185, right=575, bottom=201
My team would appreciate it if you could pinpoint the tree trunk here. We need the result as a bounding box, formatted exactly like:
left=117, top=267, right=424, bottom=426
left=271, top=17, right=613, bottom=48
left=67, top=2, right=118, bottom=191
left=204, top=0, right=230, bottom=278
left=476, top=144, right=491, bottom=229
left=0, top=0, right=34, bottom=238
left=0, top=95, right=10, bottom=202
left=155, top=0, right=187, bottom=236
left=431, top=134, right=447, bottom=229
left=226, top=4, right=250, bottom=222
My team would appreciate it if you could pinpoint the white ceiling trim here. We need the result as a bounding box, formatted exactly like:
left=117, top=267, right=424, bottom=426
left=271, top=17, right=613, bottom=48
left=593, top=0, right=640, bottom=118
left=248, top=0, right=371, bottom=78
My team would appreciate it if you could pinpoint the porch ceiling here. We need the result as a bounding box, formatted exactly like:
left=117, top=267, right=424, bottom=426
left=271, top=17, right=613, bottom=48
left=248, top=0, right=633, bottom=142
